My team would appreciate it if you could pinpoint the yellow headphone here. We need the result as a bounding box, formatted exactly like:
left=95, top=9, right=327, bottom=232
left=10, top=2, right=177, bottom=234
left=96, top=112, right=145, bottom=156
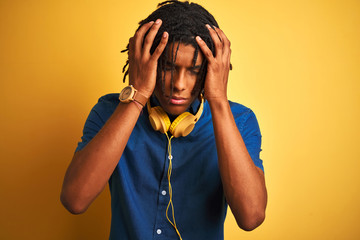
left=147, top=95, right=204, bottom=138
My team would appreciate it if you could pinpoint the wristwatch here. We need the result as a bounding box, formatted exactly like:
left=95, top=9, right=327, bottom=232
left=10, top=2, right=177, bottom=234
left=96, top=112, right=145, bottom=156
left=119, top=85, right=147, bottom=107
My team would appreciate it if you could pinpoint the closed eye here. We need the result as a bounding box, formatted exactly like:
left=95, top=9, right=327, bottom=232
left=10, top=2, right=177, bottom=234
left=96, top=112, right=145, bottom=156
left=190, top=69, right=200, bottom=75
left=165, top=62, right=175, bottom=71
left=189, top=65, right=201, bottom=75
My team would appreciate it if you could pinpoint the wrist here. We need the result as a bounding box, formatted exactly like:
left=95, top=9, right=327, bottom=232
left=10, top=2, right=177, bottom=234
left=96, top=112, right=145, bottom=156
left=132, top=100, right=144, bottom=112
left=119, top=85, right=148, bottom=107
left=136, top=89, right=152, bottom=100
left=206, top=96, right=228, bottom=105
left=131, top=83, right=153, bottom=100
left=207, top=97, right=229, bottom=112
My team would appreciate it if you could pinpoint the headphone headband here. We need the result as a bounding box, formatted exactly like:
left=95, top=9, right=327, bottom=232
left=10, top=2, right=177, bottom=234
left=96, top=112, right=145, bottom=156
left=193, top=95, right=204, bottom=121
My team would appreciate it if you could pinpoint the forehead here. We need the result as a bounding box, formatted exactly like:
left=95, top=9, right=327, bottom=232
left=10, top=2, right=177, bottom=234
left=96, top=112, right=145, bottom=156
left=166, top=42, right=203, bottom=66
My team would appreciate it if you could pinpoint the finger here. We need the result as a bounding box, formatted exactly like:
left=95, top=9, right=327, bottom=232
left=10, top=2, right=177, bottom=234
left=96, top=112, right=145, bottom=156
left=195, top=36, right=215, bottom=62
left=128, top=37, right=135, bottom=59
left=150, top=31, right=169, bottom=61
left=210, top=25, right=223, bottom=42
left=206, top=24, right=223, bottom=57
left=213, top=26, right=231, bottom=58
left=143, top=19, right=163, bottom=55
left=133, top=21, right=154, bottom=57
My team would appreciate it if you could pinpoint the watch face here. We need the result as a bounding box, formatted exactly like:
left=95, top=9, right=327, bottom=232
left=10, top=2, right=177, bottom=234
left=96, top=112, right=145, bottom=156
left=120, top=86, right=132, bottom=101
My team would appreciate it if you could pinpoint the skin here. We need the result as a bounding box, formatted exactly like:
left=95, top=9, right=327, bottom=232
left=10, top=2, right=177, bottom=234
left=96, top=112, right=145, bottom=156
left=60, top=19, right=168, bottom=214
left=61, top=18, right=267, bottom=232
left=153, top=43, right=203, bottom=116
left=196, top=25, right=267, bottom=230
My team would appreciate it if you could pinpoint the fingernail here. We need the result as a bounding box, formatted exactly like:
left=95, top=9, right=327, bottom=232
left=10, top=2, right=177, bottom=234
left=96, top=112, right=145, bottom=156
left=163, top=32, right=168, bottom=38
left=155, top=19, right=161, bottom=24
left=149, top=21, right=154, bottom=24
left=206, top=24, right=211, bottom=29
left=196, top=36, right=202, bottom=41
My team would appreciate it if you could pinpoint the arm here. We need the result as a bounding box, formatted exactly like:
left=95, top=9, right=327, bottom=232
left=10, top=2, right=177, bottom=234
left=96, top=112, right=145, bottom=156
left=60, top=19, right=168, bottom=214
left=196, top=25, right=267, bottom=231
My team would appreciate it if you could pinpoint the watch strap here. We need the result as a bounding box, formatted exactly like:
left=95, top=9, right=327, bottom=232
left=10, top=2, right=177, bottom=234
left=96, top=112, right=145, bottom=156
left=133, top=90, right=148, bottom=107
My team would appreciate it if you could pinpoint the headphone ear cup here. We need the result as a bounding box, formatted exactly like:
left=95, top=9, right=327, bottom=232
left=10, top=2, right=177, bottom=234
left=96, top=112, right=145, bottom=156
left=170, top=112, right=196, bottom=138
left=149, top=106, right=171, bottom=134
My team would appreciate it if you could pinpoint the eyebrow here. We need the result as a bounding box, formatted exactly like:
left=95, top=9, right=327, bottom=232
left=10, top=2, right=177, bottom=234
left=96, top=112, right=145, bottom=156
left=166, top=61, right=202, bottom=70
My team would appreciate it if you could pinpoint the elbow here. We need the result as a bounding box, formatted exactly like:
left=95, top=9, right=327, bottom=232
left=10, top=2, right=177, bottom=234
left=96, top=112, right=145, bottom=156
left=234, top=208, right=266, bottom=231
left=60, top=190, right=88, bottom=215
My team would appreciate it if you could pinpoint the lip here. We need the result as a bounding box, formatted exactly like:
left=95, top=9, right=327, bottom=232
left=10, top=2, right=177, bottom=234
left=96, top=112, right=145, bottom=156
left=166, top=96, right=188, bottom=105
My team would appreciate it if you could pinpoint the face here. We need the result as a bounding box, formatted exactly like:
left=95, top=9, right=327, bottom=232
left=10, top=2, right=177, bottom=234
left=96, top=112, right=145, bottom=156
left=154, top=43, right=203, bottom=116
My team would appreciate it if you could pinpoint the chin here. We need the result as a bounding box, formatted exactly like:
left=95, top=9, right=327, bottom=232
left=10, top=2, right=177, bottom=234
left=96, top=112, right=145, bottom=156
left=163, top=105, right=189, bottom=116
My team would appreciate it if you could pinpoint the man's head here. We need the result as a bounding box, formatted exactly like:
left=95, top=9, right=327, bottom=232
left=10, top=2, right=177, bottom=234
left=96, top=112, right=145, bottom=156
left=123, top=0, right=219, bottom=115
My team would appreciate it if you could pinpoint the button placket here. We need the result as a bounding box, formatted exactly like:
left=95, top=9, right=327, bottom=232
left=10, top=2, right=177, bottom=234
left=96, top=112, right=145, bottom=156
left=153, top=139, right=172, bottom=239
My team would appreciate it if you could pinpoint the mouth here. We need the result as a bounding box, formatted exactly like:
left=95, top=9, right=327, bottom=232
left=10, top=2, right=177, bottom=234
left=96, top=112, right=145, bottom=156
left=166, top=95, right=188, bottom=105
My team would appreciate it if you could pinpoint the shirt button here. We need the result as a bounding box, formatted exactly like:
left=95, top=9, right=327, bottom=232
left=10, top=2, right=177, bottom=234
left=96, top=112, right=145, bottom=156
left=156, top=229, right=162, bottom=235
left=161, top=190, right=167, bottom=196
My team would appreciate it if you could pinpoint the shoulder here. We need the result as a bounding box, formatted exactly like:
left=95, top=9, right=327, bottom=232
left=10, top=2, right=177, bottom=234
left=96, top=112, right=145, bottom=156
left=228, top=100, right=255, bottom=119
left=202, top=100, right=256, bottom=122
left=94, top=93, right=120, bottom=110
left=89, top=93, right=120, bottom=122
left=97, top=93, right=120, bottom=105
left=228, top=100, right=259, bottom=132
left=228, top=100, right=252, bottom=114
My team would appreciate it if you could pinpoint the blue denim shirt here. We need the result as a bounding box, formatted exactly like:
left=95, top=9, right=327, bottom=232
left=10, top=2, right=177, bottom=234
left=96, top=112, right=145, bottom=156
left=76, top=93, right=263, bottom=240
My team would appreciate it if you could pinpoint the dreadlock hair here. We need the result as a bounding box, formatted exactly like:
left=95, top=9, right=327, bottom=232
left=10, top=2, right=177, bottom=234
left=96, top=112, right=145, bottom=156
left=122, top=0, right=221, bottom=98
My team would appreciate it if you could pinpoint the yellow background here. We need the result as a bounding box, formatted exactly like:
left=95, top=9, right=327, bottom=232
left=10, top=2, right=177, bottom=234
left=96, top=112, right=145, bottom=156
left=1, top=0, right=359, bottom=239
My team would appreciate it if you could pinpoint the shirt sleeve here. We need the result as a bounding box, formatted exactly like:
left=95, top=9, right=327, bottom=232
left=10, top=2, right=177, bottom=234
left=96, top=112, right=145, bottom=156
left=75, top=103, right=106, bottom=152
left=237, top=109, right=264, bottom=172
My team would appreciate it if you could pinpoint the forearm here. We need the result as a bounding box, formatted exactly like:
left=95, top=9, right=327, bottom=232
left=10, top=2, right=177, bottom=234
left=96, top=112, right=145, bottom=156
left=209, top=98, right=267, bottom=231
left=61, top=19, right=168, bottom=214
left=61, top=102, right=141, bottom=214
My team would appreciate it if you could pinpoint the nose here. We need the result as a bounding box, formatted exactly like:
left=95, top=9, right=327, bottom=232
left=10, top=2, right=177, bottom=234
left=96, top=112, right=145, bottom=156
left=173, top=69, right=186, bottom=92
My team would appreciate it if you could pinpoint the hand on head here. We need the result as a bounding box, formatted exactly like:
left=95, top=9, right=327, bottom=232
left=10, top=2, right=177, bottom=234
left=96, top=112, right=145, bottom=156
left=128, top=19, right=168, bottom=99
left=196, top=25, right=231, bottom=102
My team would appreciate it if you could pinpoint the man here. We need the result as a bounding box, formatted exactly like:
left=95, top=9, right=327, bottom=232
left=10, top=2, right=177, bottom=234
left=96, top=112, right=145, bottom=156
left=61, top=1, right=267, bottom=239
